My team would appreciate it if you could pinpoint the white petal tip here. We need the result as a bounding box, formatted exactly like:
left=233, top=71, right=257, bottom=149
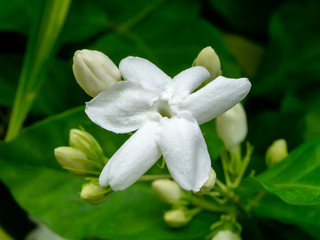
left=99, top=173, right=109, bottom=187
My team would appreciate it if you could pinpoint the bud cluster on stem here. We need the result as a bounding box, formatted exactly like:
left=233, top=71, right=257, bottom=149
left=54, top=128, right=107, bottom=177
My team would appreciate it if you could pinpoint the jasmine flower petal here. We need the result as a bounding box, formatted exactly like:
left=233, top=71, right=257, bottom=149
left=86, top=81, right=158, bottom=134
left=119, top=56, right=171, bottom=92
left=171, top=66, right=210, bottom=102
left=157, top=113, right=211, bottom=192
left=179, top=76, right=251, bottom=125
left=99, top=121, right=161, bottom=190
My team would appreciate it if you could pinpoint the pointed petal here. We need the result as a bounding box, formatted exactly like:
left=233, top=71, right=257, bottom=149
left=119, top=57, right=171, bottom=92
left=86, top=81, right=158, bottom=133
left=99, top=121, right=161, bottom=190
left=157, top=113, right=211, bottom=192
left=171, top=66, right=210, bottom=103
left=179, top=76, right=251, bottom=125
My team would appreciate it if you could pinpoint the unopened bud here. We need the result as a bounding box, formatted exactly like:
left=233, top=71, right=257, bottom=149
left=152, top=179, right=183, bottom=204
left=194, top=46, right=221, bottom=81
left=164, top=209, right=191, bottom=228
left=266, top=139, right=288, bottom=167
left=69, top=129, right=106, bottom=165
left=197, top=168, right=216, bottom=195
left=212, top=230, right=241, bottom=240
left=73, top=49, right=121, bottom=97
left=216, top=103, right=247, bottom=152
left=80, top=181, right=111, bottom=204
left=54, top=147, right=100, bottom=176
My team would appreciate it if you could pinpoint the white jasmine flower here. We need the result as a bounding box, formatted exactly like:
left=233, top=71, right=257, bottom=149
left=85, top=56, right=251, bottom=192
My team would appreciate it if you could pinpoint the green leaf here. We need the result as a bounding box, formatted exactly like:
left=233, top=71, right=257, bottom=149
left=209, top=0, right=286, bottom=35
left=0, top=0, right=39, bottom=33
left=90, top=1, right=241, bottom=78
left=0, top=107, right=219, bottom=239
left=253, top=194, right=320, bottom=239
left=253, top=0, right=320, bottom=97
left=243, top=135, right=320, bottom=206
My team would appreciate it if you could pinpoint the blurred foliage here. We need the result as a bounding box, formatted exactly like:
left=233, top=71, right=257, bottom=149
left=0, top=0, right=320, bottom=239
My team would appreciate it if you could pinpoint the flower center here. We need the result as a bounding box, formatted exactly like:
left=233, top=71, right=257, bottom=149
left=154, top=98, right=173, bottom=118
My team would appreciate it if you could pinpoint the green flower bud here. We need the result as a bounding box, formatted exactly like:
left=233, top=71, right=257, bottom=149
left=194, top=46, right=221, bottom=81
left=73, top=49, right=121, bottom=97
left=266, top=139, right=288, bottom=167
left=197, top=168, right=216, bottom=195
left=164, top=209, right=192, bottom=228
left=152, top=179, right=183, bottom=204
left=80, top=181, right=111, bottom=205
left=69, top=129, right=106, bottom=165
left=212, top=230, right=241, bottom=240
left=54, top=146, right=100, bottom=177
left=216, top=103, right=247, bottom=152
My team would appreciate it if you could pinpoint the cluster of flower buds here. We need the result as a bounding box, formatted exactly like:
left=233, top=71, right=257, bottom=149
left=152, top=171, right=216, bottom=228
left=54, top=129, right=111, bottom=204
left=54, top=128, right=107, bottom=177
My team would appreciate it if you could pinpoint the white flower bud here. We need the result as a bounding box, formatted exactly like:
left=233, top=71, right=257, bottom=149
left=266, top=139, right=288, bottom=167
left=73, top=49, right=121, bottom=97
left=216, top=103, right=247, bottom=152
left=69, top=129, right=106, bottom=165
left=164, top=209, right=191, bottom=228
left=152, top=179, right=183, bottom=204
left=194, top=46, right=221, bottom=81
left=197, top=168, right=216, bottom=195
left=212, top=230, right=241, bottom=240
left=80, top=181, right=111, bottom=205
left=54, top=146, right=100, bottom=176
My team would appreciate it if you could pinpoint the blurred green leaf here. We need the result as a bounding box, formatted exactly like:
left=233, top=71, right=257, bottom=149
left=90, top=1, right=241, bottom=78
left=59, top=0, right=109, bottom=44
left=0, top=0, right=39, bottom=33
left=209, top=0, right=286, bottom=35
left=222, top=33, right=264, bottom=78
left=0, top=107, right=221, bottom=239
left=253, top=0, right=320, bottom=97
left=243, top=135, right=320, bottom=205
left=253, top=194, right=320, bottom=239
left=0, top=54, right=22, bottom=107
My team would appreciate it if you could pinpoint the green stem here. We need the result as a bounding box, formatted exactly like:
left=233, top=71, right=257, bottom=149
left=244, top=190, right=268, bottom=214
left=0, top=228, right=13, bottom=240
left=190, top=195, right=234, bottom=213
left=117, top=0, right=165, bottom=32
left=232, top=142, right=253, bottom=188
left=188, top=207, right=202, bottom=218
left=138, top=174, right=171, bottom=181
left=221, top=149, right=232, bottom=187
left=5, top=0, right=71, bottom=141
